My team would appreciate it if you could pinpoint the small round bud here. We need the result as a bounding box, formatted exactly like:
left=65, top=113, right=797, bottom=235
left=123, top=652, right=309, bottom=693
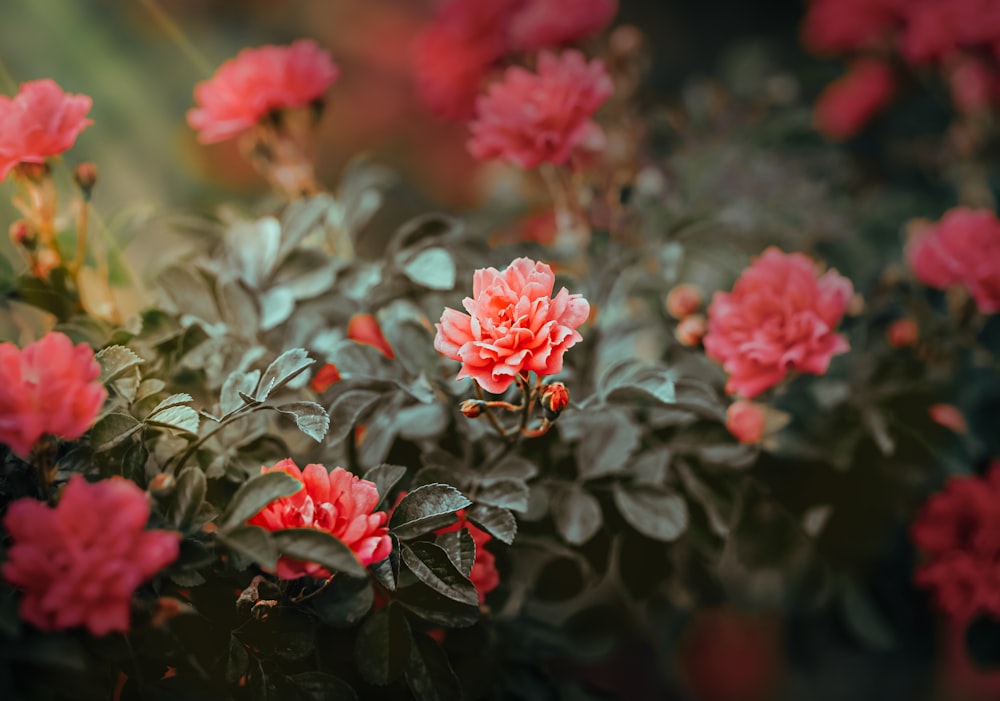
left=73, top=162, right=99, bottom=199
left=675, top=314, right=707, bottom=346
left=460, top=399, right=485, bottom=419
left=887, top=318, right=918, bottom=348
left=541, top=382, right=570, bottom=420
left=726, top=400, right=767, bottom=444
left=929, top=404, right=968, bottom=434
left=666, top=284, right=703, bottom=319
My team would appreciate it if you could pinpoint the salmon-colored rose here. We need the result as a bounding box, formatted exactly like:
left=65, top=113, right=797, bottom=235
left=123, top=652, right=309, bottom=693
left=434, top=256, right=590, bottom=394
left=0, top=332, right=107, bottom=457
left=704, top=248, right=853, bottom=398
left=666, top=284, right=703, bottom=319
left=2, top=476, right=180, bottom=635
left=248, top=459, right=391, bottom=579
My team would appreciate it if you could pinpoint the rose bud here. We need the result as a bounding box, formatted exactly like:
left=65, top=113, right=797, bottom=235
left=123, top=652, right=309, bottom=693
left=666, top=284, right=703, bottom=319
left=73, top=162, right=98, bottom=199
left=726, top=400, right=767, bottom=444
left=929, top=404, right=968, bottom=434
left=541, top=382, right=570, bottom=420
left=148, top=473, right=176, bottom=495
left=887, top=318, right=918, bottom=348
left=460, top=399, right=485, bottom=419
left=675, top=314, right=707, bottom=346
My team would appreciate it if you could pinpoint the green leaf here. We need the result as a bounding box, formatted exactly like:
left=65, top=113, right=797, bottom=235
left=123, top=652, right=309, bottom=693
left=328, top=390, right=382, bottom=443
left=255, top=348, right=315, bottom=401
left=90, top=412, right=142, bottom=452
left=288, top=672, right=358, bottom=701
left=217, top=525, right=278, bottom=571
left=400, top=247, right=456, bottom=290
left=275, top=401, right=330, bottom=442
left=612, top=484, right=688, bottom=542
left=96, top=345, right=144, bottom=383
left=272, top=528, right=368, bottom=578
left=840, top=582, right=896, bottom=651
left=476, top=479, right=529, bottom=512
left=226, top=635, right=249, bottom=684
left=218, top=278, right=260, bottom=333
left=401, top=542, right=478, bottom=606
left=567, top=410, right=642, bottom=480
left=168, top=467, right=207, bottom=532
left=219, top=471, right=304, bottom=531
left=220, top=369, right=261, bottom=417
left=406, top=635, right=463, bottom=701
left=465, top=504, right=517, bottom=545
left=390, top=484, right=471, bottom=540
left=149, top=393, right=194, bottom=416
left=146, top=404, right=200, bottom=435
left=355, top=604, right=412, bottom=686
left=435, top=529, right=475, bottom=578
left=600, top=360, right=676, bottom=406
left=310, top=575, right=374, bottom=628
left=394, top=583, right=480, bottom=628
left=371, top=536, right=400, bottom=591
left=551, top=484, right=602, bottom=546
left=135, top=378, right=166, bottom=403
left=159, top=265, right=221, bottom=324
left=362, top=464, right=408, bottom=503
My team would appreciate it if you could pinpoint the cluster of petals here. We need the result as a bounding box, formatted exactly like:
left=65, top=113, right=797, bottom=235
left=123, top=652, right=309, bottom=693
left=907, top=207, right=1000, bottom=314
left=467, top=50, right=613, bottom=168
left=414, top=0, right=617, bottom=120
left=703, top=248, right=854, bottom=399
left=434, top=256, right=590, bottom=395
left=436, top=511, right=500, bottom=602
left=0, top=331, right=107, bottom=457
left=248, top=459, right=392, bottom=579
left=187, top=39, right=339, bottom=144
left=911, top=465, right=1000, bottom=622
left=0, top=79, right=92, bottom=181
left=2, top=476, right=180, bottom=636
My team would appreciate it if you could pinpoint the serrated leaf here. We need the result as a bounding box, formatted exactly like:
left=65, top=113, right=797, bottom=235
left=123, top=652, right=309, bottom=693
left=394, top=583, right=480, bottom=628
left=612, top=484, right=688, bottom=542
left=400, top=248, right=456, bottom=290
left=149, top=393, right=194, bottom=416
left=168, top=467, right=207, bottom=532
left=255, top=348, right=315, bottom=401
left=390, top=484, right=471, bottom=540
left=328, top=390, right=382, bottom=444
left=363, top=464, right=408, bottom=503
left=112, top=366, right=142, bottom=403
left=274, top=401, right=330, bottom=442
left=219, top=471, right=304, bottom=531
left=551, top=484, right=602, bottom=546
left=406, top=635, right=463, bottom=701
left=401, top=542, right=478, bottom=606
left=436, top=530, right=475, bottom=578
left=90, top=412, right=143, bottom=452
left=272, top=528, right=367, bottom=578
left=355, top=604, right=412, bottom=686
left=146, top=405, right=200, bottom=435
left=476, top=479, right=530, bottom=512
left=96, top=345, right=144, bottom=383
left=218, top=525, right=278, bottom=571
left=465, top=504, right=517, bottom=545
left=220, top=369, right=261, bottom=417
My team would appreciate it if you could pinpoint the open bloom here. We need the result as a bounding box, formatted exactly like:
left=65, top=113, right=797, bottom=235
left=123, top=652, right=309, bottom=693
left=907, top=208, right=1000, bottom=314
left=0, top=79, right=93, bottom=180
left=248, top=459, right=392, bottom=579
left=704, top=248, right=854, bottom=398
left=0, top=332, right=107, bottom=457
left=508, top=0, right=618, bottom=51
left=434, top=257, right=590, bottom=394
left=813, top=60, right=895, bottom=140
left=2, top=476, right=180, bottom=635
left=467, top=50, right=613, bottom=168
left=188, top=39, right=339, bottom=144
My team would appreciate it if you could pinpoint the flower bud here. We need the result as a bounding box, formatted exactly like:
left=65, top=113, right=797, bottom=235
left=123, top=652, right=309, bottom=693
left=541, top=382, right=570, bottom=420
left=726, top=400, right=767, bottom=444
left=887, top=318, right=918, bottom=348
left=460, top=399, right=485, bottom=419
left=675, top=314, right=707, bottom=346
left=929, top=404, right=968, bottom=434
left=148, top=473, right=176, bottom=495
left=73, top=162, right=98, bottom=199
left=666, top=284, right=703, bottom=319
left=9, top=220, right=35, bottom=249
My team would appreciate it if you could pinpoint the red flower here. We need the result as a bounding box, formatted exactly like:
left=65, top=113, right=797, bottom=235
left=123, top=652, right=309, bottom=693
left=467, top=50, right=613, bottom=168
left=310, top=363, right=342, bottom=393
left=348, top=314, right=395, bottom=359
left=801, top=0, right=904, bottom=55
left=434, top=256, right=590, bottom=394
left=508, top=0, right=618, bottom=51
left=1, top=476, right=180, bottom=635
left=908, top=208, right=1000, bottom=314
left=704, top=248, right=853, bottom=398
left=725, top=400, right=767, bottom=445
left=541, top=381, right=570, bottom=417
left=187, top=39, right=339, bottom=144
left=813, top=60, right=895, bottom=140
left=887, top=318, right=919, bottom=348
left=0, top=332, right=107, bottom=457
left=0, top=79, right=93, bottom=180
left=247, top=459, right=391, bottom=579
left=436, top=511, right=500, bottom=603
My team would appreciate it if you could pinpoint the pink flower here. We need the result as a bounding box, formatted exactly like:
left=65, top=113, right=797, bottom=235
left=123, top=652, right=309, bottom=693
left=899, top=1, right=959, bottom=64
left=1, top=476, right=180, bottom=635
left=434, top=256, right=590, bottom=394
left=949, top=59, right=1000, bottom=114
left=0, top=80, right=93, bottom=181
left=704, top=248, right=854, bottom=398
left=0, top=332, right=107, bottom=457
left=907, top=207, right=1000, bottom=313
left=248, top=459, right=392, bottom=579
left=813, top=60, right=896, bottom=140
left=801, top=0, right=904, bottom=54
left=187, top=39, right=340, bottom=144
left=467, top=50, right=613, bottom=168
left=508, top=0, right=618, bottom=51
left=726, top=400, right=767, bottom=444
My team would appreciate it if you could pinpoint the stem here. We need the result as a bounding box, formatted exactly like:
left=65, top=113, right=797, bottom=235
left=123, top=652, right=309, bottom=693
left=137, top=0, right=214, bottom=76
left=171, top=403, right=266, bottom=473
left=70, top=198, right=89, bottom=275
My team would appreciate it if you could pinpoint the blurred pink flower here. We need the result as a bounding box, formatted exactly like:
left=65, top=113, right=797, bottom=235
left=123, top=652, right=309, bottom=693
left=1, top=476, right=180, bottom=636
left=949, top=59, right=1000, bottom=113
left=801, top=0, right=904, bottom=54
left=907, top=208, right=1000, bottom=314
left=508, top=0, right=618, bottom=51
left=0, top=332, right=107, bottom=457
left=929, top=404, right=969, bottom=434
left=887, top=318, right=919, bottom=348
left=813, top=60, right=895, bottom=140
left=467, top=50, right=613, bottom=168
left=899, top=0, right=960, bottom=64
left=188, top=39, right=339, bottom=144
left=704, top=248, right=853, bottom=398
left=248, top=459, right=391, bottom=579
left=726, top=400, right=767, bottom=444
left=0, top=79, right=93, bottom=180
left=435, top=256, right=590, bottom=394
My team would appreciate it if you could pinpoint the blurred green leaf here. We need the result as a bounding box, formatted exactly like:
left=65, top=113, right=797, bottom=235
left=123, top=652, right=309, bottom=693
left=551, top=484, right=603, bottom=546
left=354, top=604, right=412, bottom=686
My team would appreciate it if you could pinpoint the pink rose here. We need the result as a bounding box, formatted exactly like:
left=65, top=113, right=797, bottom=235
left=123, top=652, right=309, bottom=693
left=801, top=0, right=904, bottom=54
left=467, top=50, right=613, bottom=168
left=247, top=459, right=392, bottom=579
left=725, top=400, right=767, bottom=444
left=508, top=0, right=618, bottom=51
left=434, top=256, right=590, bottom=394
left=704, top=248, right=853, bottom=398
left=0, top=332, right=107, bottom=457
left=0, top=79, right=93, bottom=180
left=813, top=60, right=895, bottom=140
left=187, top=39, right=340, bottom=144
left=2, top=476, right=180, bottom=636
left=907, top=207, right=1000, bottom=313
